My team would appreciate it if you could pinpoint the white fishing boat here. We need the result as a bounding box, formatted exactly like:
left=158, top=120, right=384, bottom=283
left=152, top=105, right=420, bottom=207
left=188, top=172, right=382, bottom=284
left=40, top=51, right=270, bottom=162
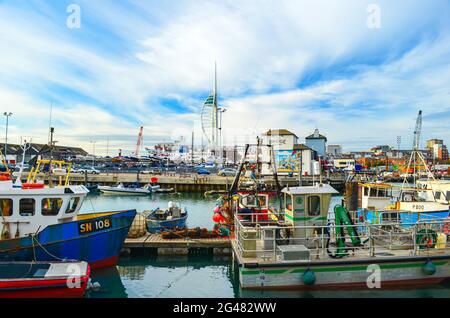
left=98, top=183, right=159, bottom=195
left=416, top=179, right=450, bottom=204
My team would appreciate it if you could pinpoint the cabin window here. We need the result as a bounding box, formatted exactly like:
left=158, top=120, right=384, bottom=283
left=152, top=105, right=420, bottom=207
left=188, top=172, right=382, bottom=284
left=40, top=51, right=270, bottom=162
left=65, top=197, right=80, bottom=214
left=308, top=196, right=321, bottom=216
left=447, top=191, right=450, bottom=201
left=243, top=196, right=256, bottom=207
left=19, top=199, right=35, bottom=216
left=370, top=188, right=377, bottom=197
left=42, top=198, right=63, bottom=216
left=435, top=192, right=442, bottom=200
left=0, top=199, right=13, bottom=216
left=285, top=194, right=293, bottom=211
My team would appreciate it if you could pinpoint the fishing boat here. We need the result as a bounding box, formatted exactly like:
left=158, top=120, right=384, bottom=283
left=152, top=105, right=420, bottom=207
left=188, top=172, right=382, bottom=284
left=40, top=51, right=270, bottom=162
left=99, top=183, right=159, bottom=195
left=85, top=184, right=99, bottom=193
left=348, top=182, right=450, bottom=226
left=416, top=179, right=450, bottom=204
left=232, top=183, right=450, bottom=289
left=0, top=261, right=91, bottom=298
left=217, top=142, right=450, bottom=289
left=144, top=202, right=188, bottom=233
left=0, top=157, right=136, bottom=269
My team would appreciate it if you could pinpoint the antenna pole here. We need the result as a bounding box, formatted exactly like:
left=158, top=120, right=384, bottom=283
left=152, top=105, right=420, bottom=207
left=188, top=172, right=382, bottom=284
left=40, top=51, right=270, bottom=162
left=48, top=102, right=53, bottom=143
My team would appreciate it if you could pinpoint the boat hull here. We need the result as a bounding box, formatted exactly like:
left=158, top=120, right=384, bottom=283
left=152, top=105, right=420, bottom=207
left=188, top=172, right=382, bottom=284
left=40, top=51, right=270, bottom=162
left=0, top=261, right=90, bottom=298
left=236, top=254, right=450, bottom=289
left=146, top=215, right=188, bottom=233
left=99, top=188, right=151, bottom=196
left=0, top=210, right=136, bottom=269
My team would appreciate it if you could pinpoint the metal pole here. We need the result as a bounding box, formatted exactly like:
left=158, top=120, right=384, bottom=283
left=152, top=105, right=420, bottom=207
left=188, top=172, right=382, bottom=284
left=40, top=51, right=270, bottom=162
left=106, top=136, right=109, bottom=157
left=3, top=112, right=12, bottom=162
left=299, top=150, right=303, bottom=186
left=191, top=131, right=194, bottom=166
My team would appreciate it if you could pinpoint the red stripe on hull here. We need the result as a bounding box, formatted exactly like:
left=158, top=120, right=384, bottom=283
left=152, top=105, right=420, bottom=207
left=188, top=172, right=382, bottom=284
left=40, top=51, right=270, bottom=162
left=244, top=277, right=448, bottom=291
left=0, top=277, right=89, bottom=298
left=90, top=256, right=119, bottom=269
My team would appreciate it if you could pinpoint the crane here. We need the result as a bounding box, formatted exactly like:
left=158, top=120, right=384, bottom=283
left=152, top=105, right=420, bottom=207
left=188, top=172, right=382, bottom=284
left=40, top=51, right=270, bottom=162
left=135, top=126, right=144, bottom=159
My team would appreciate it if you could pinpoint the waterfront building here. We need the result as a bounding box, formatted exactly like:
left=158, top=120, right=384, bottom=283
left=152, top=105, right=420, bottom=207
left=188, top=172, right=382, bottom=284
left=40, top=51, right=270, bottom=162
left=426, top=139, right=449, bottom=161
left=327, top=144, right=342, bottom=157
left=1, top=143, right=88, bottom=164
left=333, top=158, right=356, bottom=170
left=305, top=129, right=327, bottom=157
left=260, top=129, right=316, bottom=175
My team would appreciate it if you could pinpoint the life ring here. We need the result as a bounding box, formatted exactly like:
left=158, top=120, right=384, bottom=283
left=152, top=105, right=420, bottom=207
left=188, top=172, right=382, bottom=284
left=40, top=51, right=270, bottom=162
left=416, top=229, right=437, bottom=250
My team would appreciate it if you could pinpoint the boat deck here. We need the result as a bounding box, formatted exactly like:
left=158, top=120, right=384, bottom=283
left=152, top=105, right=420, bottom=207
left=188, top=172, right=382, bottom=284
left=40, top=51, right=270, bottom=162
left=231, top=239, right=450, bottom=267
left=124, top=234, right=231, bottom=255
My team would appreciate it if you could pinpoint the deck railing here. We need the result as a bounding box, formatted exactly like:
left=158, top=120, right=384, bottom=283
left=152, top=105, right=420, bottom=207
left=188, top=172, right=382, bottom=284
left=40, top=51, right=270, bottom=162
left=234, top=212, right=450, bottom=262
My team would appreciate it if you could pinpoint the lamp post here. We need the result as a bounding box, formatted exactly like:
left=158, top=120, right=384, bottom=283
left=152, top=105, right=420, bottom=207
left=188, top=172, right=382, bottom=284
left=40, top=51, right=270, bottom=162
left=397, top=136, right=401, bottom=158
left=218, top=108, right=227, bottom=165
left=3, top=112, right=12, bottom=161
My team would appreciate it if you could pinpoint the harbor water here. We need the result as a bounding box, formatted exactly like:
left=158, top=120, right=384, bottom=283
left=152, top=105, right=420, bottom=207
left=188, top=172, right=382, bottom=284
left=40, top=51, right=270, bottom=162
left=82, top=192, right=450, bottom=298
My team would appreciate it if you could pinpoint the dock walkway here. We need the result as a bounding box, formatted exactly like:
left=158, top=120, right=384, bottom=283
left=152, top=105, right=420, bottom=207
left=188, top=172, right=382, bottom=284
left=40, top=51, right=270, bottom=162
left=124, top=234, right=231, bottom=255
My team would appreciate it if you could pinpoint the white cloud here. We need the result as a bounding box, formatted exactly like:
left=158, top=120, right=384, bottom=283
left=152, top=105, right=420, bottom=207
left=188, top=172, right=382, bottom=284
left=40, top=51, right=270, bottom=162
left=0, top=0, right=449, bottom=153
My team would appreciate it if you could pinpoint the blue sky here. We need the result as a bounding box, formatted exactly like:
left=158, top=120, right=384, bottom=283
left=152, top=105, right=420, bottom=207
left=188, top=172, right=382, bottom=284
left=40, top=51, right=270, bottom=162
left=1, top=0, right=450, bottom=155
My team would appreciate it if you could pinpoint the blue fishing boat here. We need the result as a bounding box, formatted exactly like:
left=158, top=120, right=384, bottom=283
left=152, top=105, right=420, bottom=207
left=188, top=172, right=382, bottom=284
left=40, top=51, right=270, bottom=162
left=145, top=202, right=188, bottom=233
left=0, top=159, right=136, bottom=269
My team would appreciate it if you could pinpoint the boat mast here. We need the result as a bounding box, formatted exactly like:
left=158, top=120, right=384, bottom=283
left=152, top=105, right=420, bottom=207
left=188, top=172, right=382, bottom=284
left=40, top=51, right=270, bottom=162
left=14, top=138, right=31, bottom=187
left=48, top=127, right=55, bottom=188
left=401, top=110, right=435, bottom=195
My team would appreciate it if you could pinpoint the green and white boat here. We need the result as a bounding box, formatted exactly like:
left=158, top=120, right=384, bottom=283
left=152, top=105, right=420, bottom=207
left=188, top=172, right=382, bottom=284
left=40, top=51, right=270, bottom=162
left=231, top=183, right=450, bottom=289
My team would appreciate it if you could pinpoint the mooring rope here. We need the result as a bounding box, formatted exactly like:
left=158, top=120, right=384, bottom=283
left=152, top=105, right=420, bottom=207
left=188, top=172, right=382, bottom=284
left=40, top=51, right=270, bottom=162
left=30, top=234, right=67, bottom=262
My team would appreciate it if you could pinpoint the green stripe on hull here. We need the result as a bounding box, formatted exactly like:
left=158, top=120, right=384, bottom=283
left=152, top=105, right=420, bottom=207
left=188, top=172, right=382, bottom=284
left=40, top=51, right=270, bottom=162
left=241, top=261, right=448, bottom=275
left=284, top=214, right=327, bottom=222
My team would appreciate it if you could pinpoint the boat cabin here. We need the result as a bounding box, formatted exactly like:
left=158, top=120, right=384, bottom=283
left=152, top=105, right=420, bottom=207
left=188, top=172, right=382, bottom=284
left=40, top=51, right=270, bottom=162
left=235, top=191, right=273, bottom=222
left=359, top=183, right=393, bottom=210
left=282, top=184, right=338, bottom=240
left=0, top=185, right=89, bottom=240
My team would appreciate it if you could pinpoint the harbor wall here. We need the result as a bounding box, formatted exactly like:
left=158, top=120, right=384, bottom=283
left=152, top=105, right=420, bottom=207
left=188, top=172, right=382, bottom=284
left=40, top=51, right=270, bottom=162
left=21, top=172, right=347, bottom=193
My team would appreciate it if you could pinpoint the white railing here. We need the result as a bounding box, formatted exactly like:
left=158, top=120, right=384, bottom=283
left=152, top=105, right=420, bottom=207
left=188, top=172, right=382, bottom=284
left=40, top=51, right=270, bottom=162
left=234, top=212, right=450, bottom=262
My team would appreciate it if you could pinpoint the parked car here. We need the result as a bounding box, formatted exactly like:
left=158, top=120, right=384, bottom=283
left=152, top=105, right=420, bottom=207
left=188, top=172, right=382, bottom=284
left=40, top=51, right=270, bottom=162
left=218, top=168, right=237, bottom=177
left=196, top=168, right=211, bottom=175
left=75, top=167, right=100, bottom=175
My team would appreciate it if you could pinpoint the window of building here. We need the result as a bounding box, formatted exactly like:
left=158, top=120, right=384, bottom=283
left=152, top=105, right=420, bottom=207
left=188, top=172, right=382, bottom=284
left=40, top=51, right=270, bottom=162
left=42, top=198, right=63, bottom=216
left=20, top=199, right=35, bottom=216
left=308, top=196, right=321, bottom=216
left=0, top=199, right=13, bottom=216
left=65, top=197, right=80, bottom=214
